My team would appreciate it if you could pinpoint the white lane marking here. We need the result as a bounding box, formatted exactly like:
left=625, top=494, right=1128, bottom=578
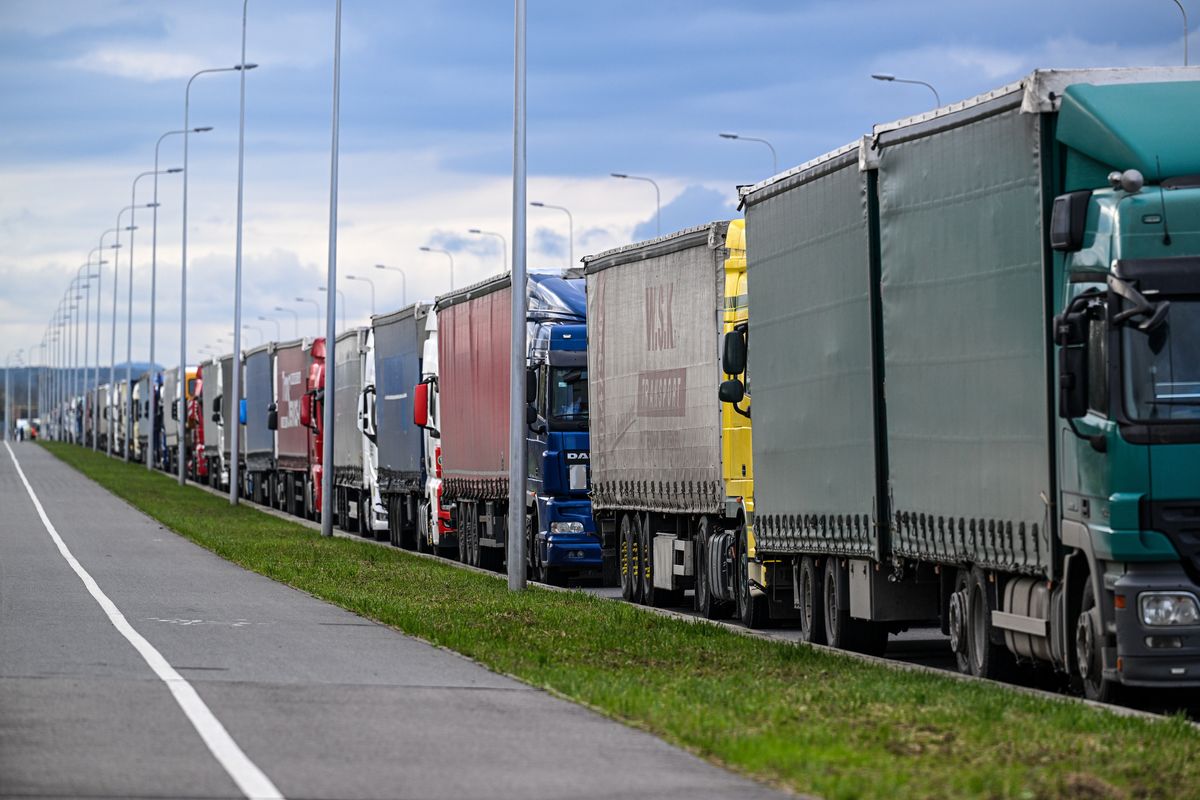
left=382, top=392, right=408, bottom=401
left=4, top=443, right=284, bottom=800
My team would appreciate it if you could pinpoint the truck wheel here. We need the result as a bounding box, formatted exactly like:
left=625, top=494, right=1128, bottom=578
left=735, top=526, right=768, bottom=629
left=1076, top=579, right=1121, bottom=703
left=694, top=518, right=728, bottom=619
left=821, top=558, right=886, bottom=654
left=797, top=556, right=825, bottom=644
left=619, top=514, right=640, bottom=603
left=965, top=567, right=1013, bottom=680
left=416, top=502, right=430, bottom=554
left=949, top=569, right=972, bottom=674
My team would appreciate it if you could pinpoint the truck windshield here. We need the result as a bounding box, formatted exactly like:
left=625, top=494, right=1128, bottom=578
left=549, top=367, right=588, bottom=428
left=1124, top=299, right=1200, bottom=421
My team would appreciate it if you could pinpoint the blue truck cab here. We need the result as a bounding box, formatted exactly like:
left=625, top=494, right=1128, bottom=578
left=526, top=273, right=600, bottom=584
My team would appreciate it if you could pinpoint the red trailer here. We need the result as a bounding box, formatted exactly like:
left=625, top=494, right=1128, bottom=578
left=270, top=338, right=325, bottom=519
left=437, top=276, right=512, bottom=569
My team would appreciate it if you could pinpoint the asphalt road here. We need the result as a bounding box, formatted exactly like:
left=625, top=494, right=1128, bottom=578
left=0, top=442, right=787, bottom=800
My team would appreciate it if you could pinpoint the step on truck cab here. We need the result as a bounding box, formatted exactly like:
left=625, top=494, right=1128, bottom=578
left=371, top=303, right=432, bottom=550
left=428, top=272, right=600, bottom=579
left=585, top=221, right=762, bottom=617
left=730, top=67, right=1200, bottom=699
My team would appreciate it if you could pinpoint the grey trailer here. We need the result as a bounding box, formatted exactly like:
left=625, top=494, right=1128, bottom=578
left=243, top=343, right=275, bottom=504
left=134, top=371, right=152, bottom=463
left=271, top=339, right=314, bottom=518
left=333, top=327, right=368, bottom=533
left=584, top=222, right=761, bottom=618
left=372, top=303, right=430, bottom=549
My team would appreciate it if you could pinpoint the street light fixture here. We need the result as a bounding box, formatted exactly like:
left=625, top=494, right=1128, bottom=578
left=718, top=132, right=778, bottom=175
left=345, top=274, right=376, bottom=316
left=610, top=173, right=661, bottom=236
left=468, top=228, right=508, bottom=271
left=374, top=263, right=407, bottom=307
left=419, top=246, right=455, bottom=290
left=871, top=73, right=941, bottom=107
left=530, top=201, right=574, bottom=267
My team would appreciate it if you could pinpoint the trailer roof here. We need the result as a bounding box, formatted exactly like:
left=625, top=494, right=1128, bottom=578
left=371, top=302, right=429, bottom=328
left=581, top=221, right=730, bottom=274
left=243, top=342, right=272, bottom=359
left=434, top=269, right=574, bottom=311
left=335, top=326, right=367, bottom=346
left=272, top=337, right=307, bottom=353
left=740, top=66, right=1200, bottom=206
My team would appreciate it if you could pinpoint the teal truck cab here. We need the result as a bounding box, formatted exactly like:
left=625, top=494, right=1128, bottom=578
left=1052, top=78, right=1200, bottom=698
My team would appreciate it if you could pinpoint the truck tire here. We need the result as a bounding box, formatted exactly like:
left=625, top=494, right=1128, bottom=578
left=416, top=501, right=430, bottom=554
left=965, top=567, right=1013, bottom=680
left=694, top=517, right=729, bottom=620
left=797, top=556, right=825, bottom=644
left=619, top=514, right=640, bottom=603
left=1076, top=579, right=1121, bottom=703
left=735, top=525, right=769, bottom=629
left=822, top=558, right=886, bottom=655
left=642, top=516, right=683, bottom=608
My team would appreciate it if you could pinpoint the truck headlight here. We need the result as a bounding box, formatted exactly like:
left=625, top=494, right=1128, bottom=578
left=1139, top=592, right=1200, bottom=627
left=550, top=521, right=585, bottom=534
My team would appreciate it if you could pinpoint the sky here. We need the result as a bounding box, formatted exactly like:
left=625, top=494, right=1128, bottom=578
left=1, top=0, right=1195, bottom=370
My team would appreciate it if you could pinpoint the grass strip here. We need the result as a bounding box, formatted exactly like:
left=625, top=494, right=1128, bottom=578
left=41, top=441, right=1200, bottom=800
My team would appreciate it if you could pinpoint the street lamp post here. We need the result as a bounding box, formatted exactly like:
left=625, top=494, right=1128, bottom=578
left=295, top=297, right=321, bottom=335
left=1168, top=0, right=1190, bottom=65
left=468, top=229, right=508, bottom=271
left=345, top=274, right=376, bottom=316
left=374, top=264, right=407, bottom=307
left=320, top=0, right=345, bottom=538
left=509, top=0, right=529, bottom=591
left=242, top=324, right=263, bottom=346
left=317, top=286, right=346, bottom=328
left=258, top=315, right=281, bottom=340
left=180, top=62, right=256, bottom=486
left=530, top=201, right=574, bottom=266
left=151, top=127, right=207, bottom=469
left=274, top=306, right=300, bottom=338
left=128, top=170, right=170, bottom=462
left=94, top=229, right=119, bottom=450
left=114, top=203, right=152, bottom=460
left=610, top=172, right=661, bottom=236
left=871, top=73, right=941, bottom=107
left=419, top=246, right=455, bottom=290
left=718, top=132, right=778, bottom=175
left=230, top=0, right=254, bottom=506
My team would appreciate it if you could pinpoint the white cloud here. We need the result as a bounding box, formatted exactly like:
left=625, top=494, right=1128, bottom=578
left=66, top=47, right=209, bottom=82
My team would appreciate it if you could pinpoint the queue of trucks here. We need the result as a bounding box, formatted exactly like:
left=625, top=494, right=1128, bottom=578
left=51, top=67, right=1200, bottom=701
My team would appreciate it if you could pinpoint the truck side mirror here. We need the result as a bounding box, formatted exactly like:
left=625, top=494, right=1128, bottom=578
left=239, top=398, right=247, bottom=426
left=171, top=399, right=179, bottom=420
left=526, top=367, right=537, bottom=404
left=267, top=402, right=278, bottom=431
left=300, top=393, right=312, bottom=427
left=723, top=327, right=747, bottom=376
left=413, top=382, right=429, bottom=428
left=1050, top=191, right=1092, bottom=252
left=719, top=378, right=746, bottom=404
left=1054, top=310, right=1088, bottom=419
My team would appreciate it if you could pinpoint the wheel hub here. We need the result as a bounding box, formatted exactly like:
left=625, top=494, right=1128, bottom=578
left=948, top=589, right=968, bottom=654
left=1076, top=609, right=1096, bottom=681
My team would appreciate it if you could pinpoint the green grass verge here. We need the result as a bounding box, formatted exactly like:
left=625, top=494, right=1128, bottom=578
left=41, top=441, right=1200, bottom=800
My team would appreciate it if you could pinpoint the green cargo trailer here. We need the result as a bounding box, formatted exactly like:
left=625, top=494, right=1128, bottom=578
left=734, top=67, right=1200, bottom=699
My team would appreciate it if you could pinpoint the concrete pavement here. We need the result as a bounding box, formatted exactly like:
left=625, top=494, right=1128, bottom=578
left=0, top=442, right=786, bottom=800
